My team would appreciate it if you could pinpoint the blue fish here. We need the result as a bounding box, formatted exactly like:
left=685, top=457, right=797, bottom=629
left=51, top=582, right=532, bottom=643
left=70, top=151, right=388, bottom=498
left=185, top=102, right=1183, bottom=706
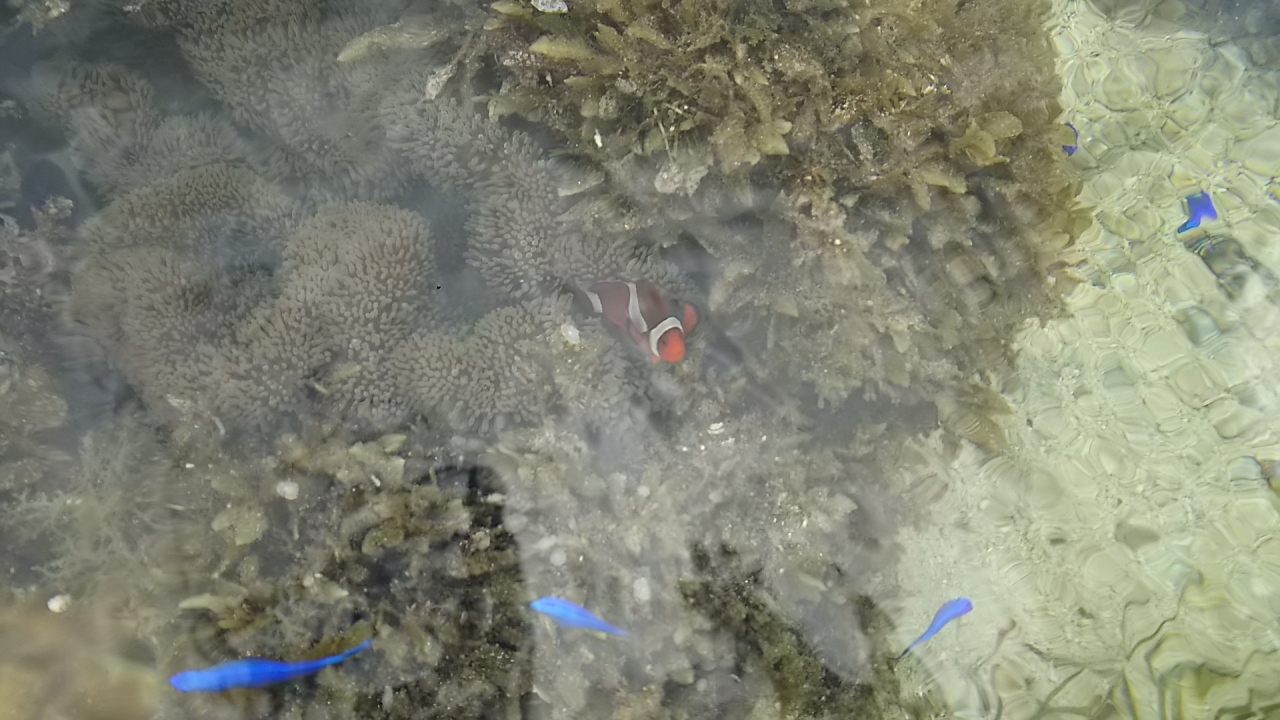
left=1176, top=191, right=1217, bottom=233
left=1062, top=122, right=1079, bottom=156
left=897, top=597, right=972, bottom=659
left=169, top=637, right=373, bottom=692
left=530, top=596, right=627, bottom=636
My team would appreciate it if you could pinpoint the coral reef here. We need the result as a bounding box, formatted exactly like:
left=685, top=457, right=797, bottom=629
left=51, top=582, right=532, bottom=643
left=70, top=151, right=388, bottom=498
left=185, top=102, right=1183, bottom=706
left=39, top=70, right=648, bottom=434
left=15, top=17, right=691, bottom=437
left=18, top=0, right=1086, bottom=438
left=0, top=0, right=1087, bottom=717
left=483, top=0, right=1087, bottom=414
left=11, top=0, right=1280, bottom=716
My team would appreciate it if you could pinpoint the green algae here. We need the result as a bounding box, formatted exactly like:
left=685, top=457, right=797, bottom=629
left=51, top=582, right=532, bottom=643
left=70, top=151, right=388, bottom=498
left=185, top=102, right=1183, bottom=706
left=680, top=543, right=952, bottom=719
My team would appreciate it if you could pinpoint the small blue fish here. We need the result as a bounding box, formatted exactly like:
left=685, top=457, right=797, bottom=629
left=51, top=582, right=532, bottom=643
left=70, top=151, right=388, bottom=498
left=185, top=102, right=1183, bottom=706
left=897, top=597, right=972, bottom=659
left=530, top=596, right=627, bottom=636
left=169, top=637, right=373, bottom=692
left=1062, top=122, right=1079, bottom=156
left=1177, top=191, right=1217, bottom=233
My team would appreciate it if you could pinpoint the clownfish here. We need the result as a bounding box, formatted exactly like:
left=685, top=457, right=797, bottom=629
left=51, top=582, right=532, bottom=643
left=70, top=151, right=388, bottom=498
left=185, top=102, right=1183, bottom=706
left=576, top=281, right=698, bottom=363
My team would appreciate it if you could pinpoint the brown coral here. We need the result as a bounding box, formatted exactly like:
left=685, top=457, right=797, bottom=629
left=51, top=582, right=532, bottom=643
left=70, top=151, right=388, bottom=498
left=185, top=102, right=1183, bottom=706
left=281, top=202, right=437, bottom=426
left=27, top=60, right=161, bottom=200
left=379, top=95, right=685, bottom=301
left=155, top=4, right=415, bottom=204
left=54, top=86, right=622, bottom=434
left=21, top=8, right=694, bottom=438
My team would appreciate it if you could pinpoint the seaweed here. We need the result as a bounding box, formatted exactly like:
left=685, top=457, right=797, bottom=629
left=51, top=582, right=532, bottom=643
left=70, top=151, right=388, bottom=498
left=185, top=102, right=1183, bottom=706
left=483, top=0, right=1089, bottom=423
left=679, top=542, right=949, bottom=718
left=2, top=411, right=175, bottom=593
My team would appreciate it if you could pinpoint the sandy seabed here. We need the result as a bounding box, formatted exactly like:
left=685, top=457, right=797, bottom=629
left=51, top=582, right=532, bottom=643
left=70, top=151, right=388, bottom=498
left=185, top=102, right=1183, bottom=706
left=882, top=1, right=1280, bottom=717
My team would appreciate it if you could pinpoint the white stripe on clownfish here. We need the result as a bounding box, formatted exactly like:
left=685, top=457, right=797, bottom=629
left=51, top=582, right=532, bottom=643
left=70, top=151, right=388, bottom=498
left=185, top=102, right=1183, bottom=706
left=624, top=281, right=648, bottom=333
left=647, top=315, right=682, bottom=359
left=584, top=288, right=605, bottom=315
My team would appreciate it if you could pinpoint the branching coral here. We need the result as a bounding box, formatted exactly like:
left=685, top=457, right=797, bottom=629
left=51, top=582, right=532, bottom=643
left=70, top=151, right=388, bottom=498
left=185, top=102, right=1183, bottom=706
left=4, top=411, right=174, bottom=591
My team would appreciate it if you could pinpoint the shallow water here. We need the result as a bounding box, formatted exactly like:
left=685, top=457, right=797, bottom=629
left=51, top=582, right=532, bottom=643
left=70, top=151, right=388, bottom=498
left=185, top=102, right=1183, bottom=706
left=1, top=0, right=1279, bottom=718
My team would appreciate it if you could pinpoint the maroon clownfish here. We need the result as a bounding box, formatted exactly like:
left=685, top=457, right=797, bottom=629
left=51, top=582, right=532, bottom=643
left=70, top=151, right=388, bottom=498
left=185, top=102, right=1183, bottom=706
left=575, top=281, right=698, bottom=363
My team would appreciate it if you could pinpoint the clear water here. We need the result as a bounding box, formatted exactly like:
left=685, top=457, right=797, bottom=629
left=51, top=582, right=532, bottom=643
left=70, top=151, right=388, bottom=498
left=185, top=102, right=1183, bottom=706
left=2, top=0, right=1279, bottom=718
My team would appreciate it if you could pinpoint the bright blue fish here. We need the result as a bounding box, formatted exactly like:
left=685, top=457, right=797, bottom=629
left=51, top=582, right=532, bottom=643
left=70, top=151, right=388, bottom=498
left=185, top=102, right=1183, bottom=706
left=1177, top=191, right=1217, bottom=233
left=1062, top=122, right=1079, bottom=156
left=169, top=637, right=373, bottom=692
left=897, top=597, right=972, bottom=659
left=530, top=596, right=627, bottom=636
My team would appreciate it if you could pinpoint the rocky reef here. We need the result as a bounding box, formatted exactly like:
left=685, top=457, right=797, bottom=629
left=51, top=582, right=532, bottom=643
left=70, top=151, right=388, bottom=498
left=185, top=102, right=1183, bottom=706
left=3, top=0, right=1082, bottom=441
left=481, top=0, right=1087, bottom=414
left=0, top=0, right=1078, bottom=718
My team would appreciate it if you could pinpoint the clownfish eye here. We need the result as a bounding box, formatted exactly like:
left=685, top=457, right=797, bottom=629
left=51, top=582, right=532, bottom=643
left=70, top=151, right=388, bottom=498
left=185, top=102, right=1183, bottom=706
left=655, top=329, right=686, bottom=362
